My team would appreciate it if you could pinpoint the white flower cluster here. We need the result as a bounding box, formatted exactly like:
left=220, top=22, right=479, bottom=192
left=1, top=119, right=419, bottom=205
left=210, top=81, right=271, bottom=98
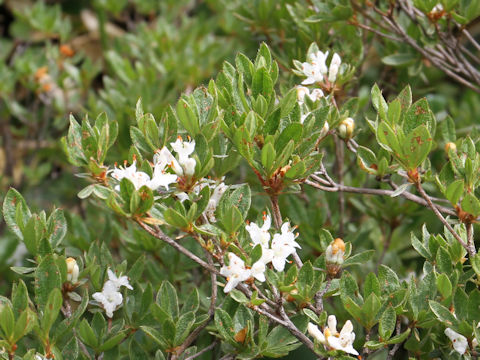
left=307, top=315, right=359, bottom=356
left=110, top=137, right=197, bottom=191
left=220, top=214, right=300, bottom=293
left=300, top=50, right=342, bottom=86
left=92, top=269, right=133, bottom=318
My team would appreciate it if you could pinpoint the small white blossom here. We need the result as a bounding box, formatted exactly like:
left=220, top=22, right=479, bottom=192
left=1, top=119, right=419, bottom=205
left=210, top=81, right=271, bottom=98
left=246, top=214, right=272, bottom=248
left=445, top=328, right=468, bottom=355
left=111, top=159, right=177, bottom=191
left=250, top=248, right=274, bottom=282
left=310, top=50, right=329, bottom=75
left=107, top=268, right=133, bottom=290
left=220, top=253, right=251, bottom=293
left=432, top=3, right=443, bottom=13
left=270, top=222, right=300, bottom=272
left=307, top=315, right=359, bottom=356
left=92, top=281, right=123, bottom=318
left=66, top=257, right=79, bottom=284
left=300, top=62, right=324, bottom=85
left=171, top=137, right=195, bottom=161
left=297, top=86, right=324, bottom=105
left=328, top=53, right=342, bottom=83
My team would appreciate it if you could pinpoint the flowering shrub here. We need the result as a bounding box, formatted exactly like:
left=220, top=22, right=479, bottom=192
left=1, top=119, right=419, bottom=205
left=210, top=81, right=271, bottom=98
left=3, top=0, right=480, bottom=359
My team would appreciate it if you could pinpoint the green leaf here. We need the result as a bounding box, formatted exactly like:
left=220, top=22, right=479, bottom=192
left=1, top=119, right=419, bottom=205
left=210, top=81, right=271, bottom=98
left=276, top=123, right=302, bottom=153
left=402, top=125, right=432, bottom=170
left=261, top=142, right=276, bottom=175
left=429, top=300, right=458, bottom=327
left=47, top=209, right=67, bottom=248
left=35, top=255, right=62, bottom=311
left=445, top=180, right=464, bottom=205
left=343, top=250, right=375, bottom=267
left=174, top=311, right=195, bottom=345
left=12, top=280, right=28, bottom=316
left=158, top=281, right=179, bottom=320
left=379, top=306, right=396, bottom=340
left=214, top=308, right=236, bottom=343
left=252, top=67, right=273, bottom=98
left=182, top=288, right=199, bottom=314
left=377, top=121, right=402, bottom=154
left=221, top=205, right=243, bottom=233
left=77, top=319, right=99, bottom=349
left=164, top=208, right=189, bottom=229
left=40, top=288, right=62, bottom=336
left=436, top=246, right=453, bottom=274
left=461, top=193, right=480, bottom=217
left=378, top=265, right=400, bottom=293
left=371, top=84, right=388, bottom=121
left=382, top=53, right=417, bottom=67
left=0, top=303, right=14, bottom=340
left=357, top=146, right=378, bottom=174
left=403, top=98, right=435, bottom=135
left=363, top=273, right=380, bottom=298
left=436, top=273, right=452, bottom=298
left=99, top=330, right=128, bottom=352
left=298, top=261, right=313, bottom=290
left=3, top=188, right=31, bottom=240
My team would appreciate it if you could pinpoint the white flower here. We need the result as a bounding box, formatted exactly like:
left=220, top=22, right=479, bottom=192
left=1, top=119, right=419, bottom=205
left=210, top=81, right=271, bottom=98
left=445, top=328, right=468, bottom=355
left=107, top=268, right=133, bottom=290
left=297, top=86, right=324, bottom=105
left=432, top=3, right=443, bottom=12
left=325, top=238, right=345, bottom=265
left=111, top=161, right=150, bottom=190
left=246, top=214, right=272, bottom=248
left=328, top=53, right=342, bottom=83
left=93, top=281, right=123, bottom=318
left=149, top=160, right=178, bottom=190
left=181, top=157, right=196, bottom=177
left=154, top=147, right=182, bottom=174
left=307, top=315, right=359, bottom=356
left=310, top=50, right=329, bottom=75
left=270, top=222, right=300, bottom=272
left=111, top=159, right=177, bottom=191
left=171, top=137, right=195, bottom=161
left=205, top=182, right=228, bottom=222
left=220, top=253, right=251, bottom=293
left=250, top=248, right=274, bottom=282
left=66, top=257, right=79, bottom=284
left=319, top=121, right=330, bottom=139
left=300, top=62, right=324, bottom=85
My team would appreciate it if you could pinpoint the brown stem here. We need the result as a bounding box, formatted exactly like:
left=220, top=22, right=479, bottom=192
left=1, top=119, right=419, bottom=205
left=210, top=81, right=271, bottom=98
left=184, top=341, right=218, bottom=360
left=334, top=137, right=345, bottom=237
left=467, top=222, right=476, bottom=257
left=415, top=183, right=472, bottom=256
left=314, top=278, right=332, bottom=314
left=171, top=252, right=217, bottom=360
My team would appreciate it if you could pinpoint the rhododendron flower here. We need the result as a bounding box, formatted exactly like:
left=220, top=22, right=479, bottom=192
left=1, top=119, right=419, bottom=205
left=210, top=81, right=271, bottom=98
left=328, top=53, right=342, bottom=83
left=92, top=268, right=133, bottom=318
left=111, top=160, right=177, bottom=191
left=270, top=222, right=300, bottom=272
left=296, top=86, right=324, bottom=104
left=307, top=315, right=359, bottom=355
left=205, top=182, right=227, bottom=222
left=220, top=253, right=251, bottom=293
left=246, top=214, right=271, bottom=248
left=250, top=248, right=274, bottom=282
left=445, top=328, right=468, bottom=355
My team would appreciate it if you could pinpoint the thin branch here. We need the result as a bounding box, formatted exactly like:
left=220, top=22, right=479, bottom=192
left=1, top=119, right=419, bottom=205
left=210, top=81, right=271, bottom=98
left=305, top=179, right=456, bottom=216
left=467, top=222, right=476, bottom=257
left=335, top=137, right=346, bottom=237
left=171, top=252, right=218, bottom=360
left=415, top=183, right=472, bottom=256
left=184, top=341, right=218, bottom=360
left=137, top=220, right=219, bottom=275
left=314, top=278, right=332, bottom=314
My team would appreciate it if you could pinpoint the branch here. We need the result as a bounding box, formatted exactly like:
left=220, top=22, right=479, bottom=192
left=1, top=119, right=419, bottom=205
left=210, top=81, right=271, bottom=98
left=184, top=341, right=218, bottom=360
left=415, top=183, right=472, bottom=256
left=305, top=178, right=456, bottom=216
left=314, top=278, right=332, bottom=314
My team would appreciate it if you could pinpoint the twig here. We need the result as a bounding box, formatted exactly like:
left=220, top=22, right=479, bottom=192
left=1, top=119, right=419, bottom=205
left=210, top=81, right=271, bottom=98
left=137, top=220, right=219, bottom=275
left=171, top=252, right=218, bottom=360
left=314, top=278, right=332, bottom=314
left=467, top=222, right=476, bottom=257
left=415, top=183, right=472, bottom=256
left=334, top=137, right=346, bottom=237
left=184, top=341, right=218, bottom=360
left=305, top=178, right=456, bottom=216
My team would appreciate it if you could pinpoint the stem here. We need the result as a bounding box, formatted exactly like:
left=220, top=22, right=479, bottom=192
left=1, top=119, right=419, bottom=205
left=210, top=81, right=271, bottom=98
left=415, top=183, right=472, bottom=256
left=184, top=341, right=218, bottom=360
left=467, top=222, right=476, bottom=257
left=314, top=278, right=332, bottom=314
left=171, top=252, right=217, bottom=360
left=334, top=136, right=345, bottom=237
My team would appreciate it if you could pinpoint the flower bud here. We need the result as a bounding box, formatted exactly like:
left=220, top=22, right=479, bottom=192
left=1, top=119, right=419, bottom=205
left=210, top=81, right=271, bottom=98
left=445, top=142, right=456, bottom=154
left=319, top=121, right=330, bottom=139
left=338, top=118, right=355, bottom=139
left=296, top=86, right=309, bottom=104
left=326, top=238, right=345, bottom=265
left=66, top=257, right=79, bottom=284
